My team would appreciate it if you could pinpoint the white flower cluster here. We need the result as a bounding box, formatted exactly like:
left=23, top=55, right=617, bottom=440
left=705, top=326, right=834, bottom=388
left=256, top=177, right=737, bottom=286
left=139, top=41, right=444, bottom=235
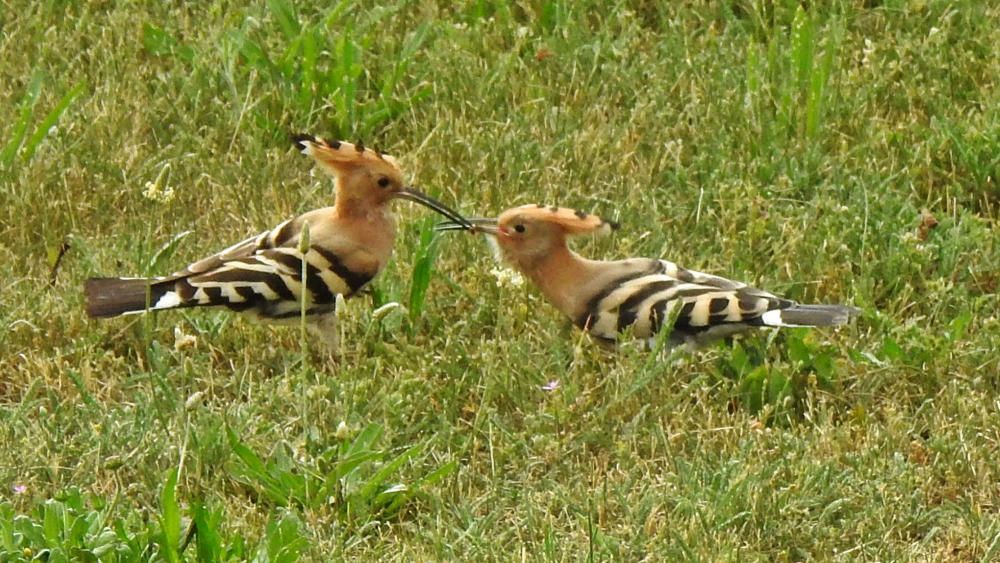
left=861, top=38, right=875, bottom=67
left=143, top=164, right=175, bottom=203
left=142, top=181, right=175, bottom=203
left=489, top=266, right=524, bottom=289
left=173, top=325, right=197, bottom=351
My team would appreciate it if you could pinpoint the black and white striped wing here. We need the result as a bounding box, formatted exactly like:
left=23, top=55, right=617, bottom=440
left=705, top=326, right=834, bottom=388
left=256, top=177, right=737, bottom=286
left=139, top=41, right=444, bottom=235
left=580, top=260, right=794, bottom=343
left=165, top=245, right=374, bottom=320
left=86, top=210, right=378, bottom=319
left=170, top=216, right=300, bottom=279
left=158, top=213, right=372, bottom=317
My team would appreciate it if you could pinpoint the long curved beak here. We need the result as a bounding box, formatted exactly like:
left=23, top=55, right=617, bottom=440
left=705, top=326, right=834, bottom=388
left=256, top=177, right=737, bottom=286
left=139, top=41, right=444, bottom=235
left=435, top=217, right=499, bottom=235
left=394, top=187, right=472, bottom=229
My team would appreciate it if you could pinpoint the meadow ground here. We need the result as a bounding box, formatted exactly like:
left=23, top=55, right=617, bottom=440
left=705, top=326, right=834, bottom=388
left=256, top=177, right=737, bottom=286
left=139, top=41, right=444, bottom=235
left=1, top=1, right=999, bottom=560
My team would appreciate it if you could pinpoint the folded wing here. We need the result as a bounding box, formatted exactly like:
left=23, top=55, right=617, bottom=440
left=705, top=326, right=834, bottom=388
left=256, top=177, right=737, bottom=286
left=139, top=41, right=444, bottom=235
left=579, top=260, right=858, bottom=345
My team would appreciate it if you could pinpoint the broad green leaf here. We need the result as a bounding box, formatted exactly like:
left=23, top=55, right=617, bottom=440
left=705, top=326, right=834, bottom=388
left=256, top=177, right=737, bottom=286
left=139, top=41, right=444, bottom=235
left=158, top=469, right=181, bottom=563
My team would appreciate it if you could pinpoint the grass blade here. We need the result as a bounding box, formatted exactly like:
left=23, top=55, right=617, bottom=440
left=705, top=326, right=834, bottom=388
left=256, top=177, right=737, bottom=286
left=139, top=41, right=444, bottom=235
left=384, top=459, right=458, bottom=513
left=297, top=30, right=319, bottom=109
left=227, top=429, right=286, bottom=503
left=330, top=451, right=381, bottom=482
left=342, top=423, right=383, bottom=458
left=158, top=469, right=181, bottom=563
left=145, top=230, right=193, bottom=275
left=192, top=503, right=223, bottom=562
left=408, top=220, right=440, bottom=323
left=357, top=443, right=423, bottom=502
left=790, top=5, right=814, bottom=92
left=0, top=72, right=43, bottom=167
left=267, top=0, right=301, bottom=40
left=141, top=23, right=194, bottom=62
left=22, top=80, right=86, bottom=163
left=261, top=512, right=307, bottom=563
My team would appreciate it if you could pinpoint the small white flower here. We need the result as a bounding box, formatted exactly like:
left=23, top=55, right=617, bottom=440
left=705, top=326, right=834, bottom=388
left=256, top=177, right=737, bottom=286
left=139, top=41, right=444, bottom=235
left=541, top=380, right=560, bottom=392
left=663, top=139, right=684, bottom=168
left=142, top=164, right=176, bottom=203
left=335, top=421, right=352, bottom=440
left=184, top=391, right=205, bottom=410
left=142, top=182, right=169, bottom=202
left=861, top=38, right=875, bottom=67
left=372, top=301, right=406, bottom=320
left=173, top=326, right=197, bottom=351
left=515, top=26, right=530, bottom=39
left=928, top=27, right=940, bottom=38
left=489, top=267, right=524, bottom=288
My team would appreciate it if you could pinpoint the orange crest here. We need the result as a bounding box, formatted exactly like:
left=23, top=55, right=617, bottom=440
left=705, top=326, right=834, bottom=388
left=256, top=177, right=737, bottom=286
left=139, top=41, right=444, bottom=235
left=292, top=134, right=403, bottom=179
left=499, top=204, right=619, bottom=236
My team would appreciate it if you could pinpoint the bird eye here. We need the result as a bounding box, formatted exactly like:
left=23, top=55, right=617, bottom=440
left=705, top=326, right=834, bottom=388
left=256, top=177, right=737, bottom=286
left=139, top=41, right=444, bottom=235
left=513, top=224, right=526, bottom=233
left=377, top=177, right=391, bottom=188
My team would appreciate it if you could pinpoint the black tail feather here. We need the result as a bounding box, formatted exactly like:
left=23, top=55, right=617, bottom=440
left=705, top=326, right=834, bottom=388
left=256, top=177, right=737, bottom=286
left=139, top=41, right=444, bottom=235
left=84, top=278, right=170, bottom=318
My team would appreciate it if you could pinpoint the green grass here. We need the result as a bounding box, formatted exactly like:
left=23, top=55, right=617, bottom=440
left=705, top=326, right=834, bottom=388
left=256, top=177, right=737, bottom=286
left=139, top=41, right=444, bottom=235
left=2, top=0, right=999, bottom=559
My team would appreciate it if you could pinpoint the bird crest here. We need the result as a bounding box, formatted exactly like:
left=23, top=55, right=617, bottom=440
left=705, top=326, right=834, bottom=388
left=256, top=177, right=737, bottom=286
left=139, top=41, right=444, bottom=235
left=291, top=134, right=401, bottom=174
left=500, top=204, right=620, bottom=236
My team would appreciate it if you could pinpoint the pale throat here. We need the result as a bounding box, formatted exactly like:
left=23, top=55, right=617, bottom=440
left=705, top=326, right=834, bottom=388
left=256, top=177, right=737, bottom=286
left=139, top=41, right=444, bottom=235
left=518, top=242, right=592, bottom=316
left=332, top=196, right=397, bottom=260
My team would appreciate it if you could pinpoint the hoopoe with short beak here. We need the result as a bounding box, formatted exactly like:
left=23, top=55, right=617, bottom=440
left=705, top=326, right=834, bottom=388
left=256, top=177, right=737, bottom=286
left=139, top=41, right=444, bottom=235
left=438, top=204, right=859, bottom=348
left=85, top=136, right=471, bottom=349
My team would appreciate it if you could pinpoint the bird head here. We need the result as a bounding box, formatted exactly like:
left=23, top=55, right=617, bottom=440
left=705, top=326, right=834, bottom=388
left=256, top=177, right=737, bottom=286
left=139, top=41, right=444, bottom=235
left=293, top=134, right=470, bottom=226
left=437, top=204, right=619, bottom=269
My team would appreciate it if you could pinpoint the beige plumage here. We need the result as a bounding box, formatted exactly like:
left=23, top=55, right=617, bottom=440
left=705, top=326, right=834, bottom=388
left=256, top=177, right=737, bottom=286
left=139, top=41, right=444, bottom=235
left=85, top=135, right=470, bottom=349
left=439, top=204, right=859, bottom=348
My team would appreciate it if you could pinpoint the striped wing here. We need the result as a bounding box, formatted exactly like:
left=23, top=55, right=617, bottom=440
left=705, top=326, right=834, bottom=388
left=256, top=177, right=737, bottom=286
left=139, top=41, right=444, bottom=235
left=170, top=246, right=372, bottom=319
left=170, top=216, right=300, bottom=278
left=579, top=260, right=792, bottom=343
left=149, top=213, right=375, bottom=319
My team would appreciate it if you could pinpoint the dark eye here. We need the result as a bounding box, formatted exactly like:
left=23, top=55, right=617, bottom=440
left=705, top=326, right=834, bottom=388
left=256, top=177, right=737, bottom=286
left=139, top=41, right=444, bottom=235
left=513, top=224, right=526, bottom=233
left=377, top=177, right=391, bottom=188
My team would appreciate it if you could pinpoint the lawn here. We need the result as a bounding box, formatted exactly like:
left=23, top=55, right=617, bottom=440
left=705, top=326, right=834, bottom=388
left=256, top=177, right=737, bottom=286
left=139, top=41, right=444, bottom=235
left=1, top=0, right=999, bottom=560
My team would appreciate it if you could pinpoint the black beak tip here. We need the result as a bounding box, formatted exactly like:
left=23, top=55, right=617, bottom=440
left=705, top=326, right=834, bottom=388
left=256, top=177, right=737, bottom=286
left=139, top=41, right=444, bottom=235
left=400, top=187, right=473, bottom=229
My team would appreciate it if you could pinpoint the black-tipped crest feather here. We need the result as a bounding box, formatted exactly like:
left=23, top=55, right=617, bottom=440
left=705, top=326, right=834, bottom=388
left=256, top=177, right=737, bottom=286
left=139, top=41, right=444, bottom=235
left=290, top=133, right=316, bottom=152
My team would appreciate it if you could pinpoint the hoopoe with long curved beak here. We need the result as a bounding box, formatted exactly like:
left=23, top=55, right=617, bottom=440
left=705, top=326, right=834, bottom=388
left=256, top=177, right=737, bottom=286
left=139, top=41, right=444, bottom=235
left=438, top=204, right=859, bottom=348
left=85, top=136, right=471, bottom=349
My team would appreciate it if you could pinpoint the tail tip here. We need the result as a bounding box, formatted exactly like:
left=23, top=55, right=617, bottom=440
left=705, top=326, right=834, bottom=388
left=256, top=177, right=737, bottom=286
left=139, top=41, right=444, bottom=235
left=83, top=277, right=161, bottom=318
left=761, top=304, right=862, bottom=328
left=832, top=306, right=863, bottom=325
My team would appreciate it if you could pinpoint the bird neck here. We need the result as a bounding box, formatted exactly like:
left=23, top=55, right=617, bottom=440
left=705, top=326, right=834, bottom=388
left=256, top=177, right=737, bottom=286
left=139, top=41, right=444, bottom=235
left=329, top=196, right=397, bottom=266
left=334, top=192, right=387, bottom=219
left=519, top=243, right=595, bottom=319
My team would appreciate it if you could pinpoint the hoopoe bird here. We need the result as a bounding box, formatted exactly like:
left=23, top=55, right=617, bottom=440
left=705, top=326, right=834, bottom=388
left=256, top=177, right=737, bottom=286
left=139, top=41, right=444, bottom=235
left=85, top=136, right=471, bottom=349
left=437, top=204, right=859, bottom=348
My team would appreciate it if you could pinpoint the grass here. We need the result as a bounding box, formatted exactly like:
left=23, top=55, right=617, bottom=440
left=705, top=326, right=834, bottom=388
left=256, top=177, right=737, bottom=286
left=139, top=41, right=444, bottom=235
left=2, top=0, right=999, bottom=559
